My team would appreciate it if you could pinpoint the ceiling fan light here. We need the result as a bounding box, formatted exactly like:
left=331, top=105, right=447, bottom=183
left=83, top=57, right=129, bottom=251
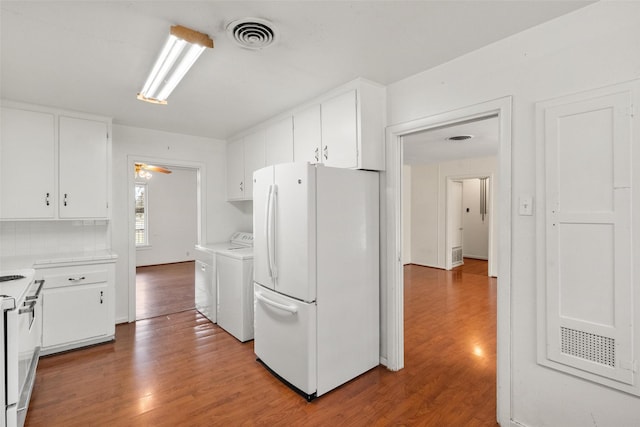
left=138, top=25, right=213, bottom=105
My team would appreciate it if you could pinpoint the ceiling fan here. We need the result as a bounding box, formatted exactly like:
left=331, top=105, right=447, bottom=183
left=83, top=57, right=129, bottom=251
left=135, top=162, right=172, bottom=179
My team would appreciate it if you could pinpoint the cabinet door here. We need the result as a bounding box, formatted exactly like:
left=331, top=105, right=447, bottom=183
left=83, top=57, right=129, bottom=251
left=59, top=116, right=108, bottom=218
left=42, top=284, right=108, bottom=348
left=320, top=90, right=358, bottom=168
left=293, top=105, right=321, bottom=164
left=265, top=117, right=293, bottom=166
left=226, top=138, right=244, bottom=200
left=243, top=130, right=266, bottom=200
left=0, top=107, right=56, bottom=219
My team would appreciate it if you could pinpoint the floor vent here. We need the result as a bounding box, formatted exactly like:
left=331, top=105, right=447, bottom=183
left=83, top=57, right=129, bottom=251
left=560, top=327, right=615, bottom=367
left=452, top=246, right=463, bottom=265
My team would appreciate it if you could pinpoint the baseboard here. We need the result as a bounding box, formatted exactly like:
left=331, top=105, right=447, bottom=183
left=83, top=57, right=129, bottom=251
left=379, top=356, right=388, bottom=367
left=463, top=255, right=488, bottom=261
left=116, top=316, right=129, bottom=324
left=510, top=419, right=528, bottom=427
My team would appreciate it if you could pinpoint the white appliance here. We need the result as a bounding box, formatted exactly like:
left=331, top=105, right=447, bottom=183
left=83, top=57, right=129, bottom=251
left=216, top=246, right=253, bottom=342
left=194, top=232, right=253, bottom=323
left=0, top=269, right=44, bottom=427
left=253, top=163, right=379, bottom=400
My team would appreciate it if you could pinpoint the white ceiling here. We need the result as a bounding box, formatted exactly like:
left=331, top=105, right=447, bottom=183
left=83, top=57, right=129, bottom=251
left=0, top=1, right=593, bottom=140
left=403, top=115, right=499, bottom=165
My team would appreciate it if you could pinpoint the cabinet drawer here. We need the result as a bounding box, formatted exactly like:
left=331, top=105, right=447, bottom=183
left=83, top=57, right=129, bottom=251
left=42, top=269, right=108, bottom=289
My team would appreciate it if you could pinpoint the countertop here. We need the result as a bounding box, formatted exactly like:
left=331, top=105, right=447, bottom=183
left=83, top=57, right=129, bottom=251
left=0, top=250, right=118, bottom=271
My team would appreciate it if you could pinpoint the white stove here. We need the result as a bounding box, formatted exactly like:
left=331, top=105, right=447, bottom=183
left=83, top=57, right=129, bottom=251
left=0, top=269, right=43, bottom=427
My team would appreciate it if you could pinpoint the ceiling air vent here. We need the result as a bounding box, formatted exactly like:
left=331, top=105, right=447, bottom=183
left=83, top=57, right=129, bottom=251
left=446, top=135, right=474, bottom=142
left=226, top=18, right=278, bottom=50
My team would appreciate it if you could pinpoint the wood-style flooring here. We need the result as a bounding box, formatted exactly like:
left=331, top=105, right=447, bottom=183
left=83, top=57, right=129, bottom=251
left=136, top=261, right=195, bottom=320
left=26, top=259, right=497, bottom=426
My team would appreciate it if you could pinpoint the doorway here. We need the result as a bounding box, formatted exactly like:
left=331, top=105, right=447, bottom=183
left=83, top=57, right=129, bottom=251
left=134, top=164, right=198, bottom=320
left=384, top=97, right=512, bottom=424
left=127, top=156, right=206, bottom=322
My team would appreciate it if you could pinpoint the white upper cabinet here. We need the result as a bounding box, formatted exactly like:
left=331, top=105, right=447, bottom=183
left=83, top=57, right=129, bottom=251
left=226, top=137, right=244, bottom=200
left=0, top=103, right=111, bottom=220
left=226, top=78, right=386, bottom=201
left=320, top=90, right=358, bottom=168
left=59, top=116, right=108, bottom=218
left=265, top=117, right=293, bottom=166
left=1, top=107, right=56, bottom=219
left=243, top=130, right=266, bottom=199
left=293, top=105, right=321, bottom=164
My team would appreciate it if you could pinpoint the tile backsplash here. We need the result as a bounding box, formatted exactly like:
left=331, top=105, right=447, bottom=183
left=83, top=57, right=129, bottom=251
left=0, top=221, right=110, bottom=257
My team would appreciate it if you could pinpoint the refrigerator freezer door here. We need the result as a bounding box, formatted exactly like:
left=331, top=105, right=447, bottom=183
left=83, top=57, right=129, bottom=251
left=254, top=284, right=317, bottom=396
left=253, top=165, right=275, bottom=290
left=273, top=163, right=317, bottom=302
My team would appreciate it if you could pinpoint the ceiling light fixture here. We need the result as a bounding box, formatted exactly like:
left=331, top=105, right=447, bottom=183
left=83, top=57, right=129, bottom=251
left=137, top=25, right=214, bottom=105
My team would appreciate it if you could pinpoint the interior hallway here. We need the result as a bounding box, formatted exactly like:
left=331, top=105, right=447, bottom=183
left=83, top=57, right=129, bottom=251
left=27, top=259, right=497, bottom=426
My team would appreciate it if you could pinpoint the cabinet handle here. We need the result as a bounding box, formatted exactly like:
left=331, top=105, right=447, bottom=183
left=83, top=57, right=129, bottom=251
left=45, top=192, right=50, bottom=206
left=100, top=291, right=104, bottom=304
left=68, top=276, right=86, bottom=282
left=63, top=193, right=68, bottom=206
left=314, top=147, right=319, bottom=162
left=240, top=181, right=243, bottom=192
left=323, top=145, right=328, bottom=160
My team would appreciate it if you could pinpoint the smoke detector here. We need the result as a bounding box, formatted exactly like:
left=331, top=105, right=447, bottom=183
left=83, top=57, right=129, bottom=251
left=226, top=18, right=278, bottom=50
left=446, top=135, right=474, bottom=142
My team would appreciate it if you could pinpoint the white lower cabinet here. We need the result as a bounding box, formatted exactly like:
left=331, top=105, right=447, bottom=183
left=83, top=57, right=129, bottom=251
left=36, top=260, right=115, bottom=355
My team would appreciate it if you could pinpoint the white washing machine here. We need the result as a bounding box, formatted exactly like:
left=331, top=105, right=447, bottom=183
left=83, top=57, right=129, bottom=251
left=194, top=232, right=253, bottom=324
left=216, top=245, right=254, bottom=342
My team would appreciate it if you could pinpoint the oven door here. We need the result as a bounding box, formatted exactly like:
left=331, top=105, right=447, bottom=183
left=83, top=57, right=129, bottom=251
left=6, top=279, right=43, bottom=425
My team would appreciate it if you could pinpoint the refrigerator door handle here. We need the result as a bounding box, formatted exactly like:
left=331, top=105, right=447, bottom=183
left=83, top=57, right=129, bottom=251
left=255, top=291, right=298, bottom=314
left=266, top=184, right=278, bottom=279
left=265, top=184, right=273, bottom=279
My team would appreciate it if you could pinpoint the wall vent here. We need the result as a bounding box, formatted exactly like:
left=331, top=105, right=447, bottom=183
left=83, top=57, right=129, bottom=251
left=560, top=327, right=615, bottom=367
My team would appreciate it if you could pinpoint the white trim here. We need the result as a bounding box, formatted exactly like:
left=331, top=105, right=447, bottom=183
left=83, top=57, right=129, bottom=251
left=384, top=96, right=512, bottom=425
left=126, top=155, right=206, bottom=323
left=444, top=173, right=496, bottom=276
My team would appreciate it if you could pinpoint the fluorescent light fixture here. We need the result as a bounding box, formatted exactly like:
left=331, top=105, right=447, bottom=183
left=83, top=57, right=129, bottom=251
left=137, top=25, right=213, bottom=105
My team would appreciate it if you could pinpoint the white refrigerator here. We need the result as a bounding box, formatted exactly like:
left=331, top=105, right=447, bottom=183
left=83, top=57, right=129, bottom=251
left=253, top=162, right=379, bottom=400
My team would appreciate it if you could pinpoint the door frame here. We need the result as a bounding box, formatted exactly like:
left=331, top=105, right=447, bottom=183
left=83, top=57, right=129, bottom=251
left=445, top=179, right=464, bottom=270
left=383, top=96, right=512, bottom=425
left=126, top=155, right=206, bottom=322
left=444, top=174, right=495, bottom=274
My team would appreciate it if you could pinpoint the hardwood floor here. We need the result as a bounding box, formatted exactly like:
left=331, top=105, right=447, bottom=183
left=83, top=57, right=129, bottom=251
left=26, top=262, right=497, bottom=426
left=136, top=261, right=195, bottom=320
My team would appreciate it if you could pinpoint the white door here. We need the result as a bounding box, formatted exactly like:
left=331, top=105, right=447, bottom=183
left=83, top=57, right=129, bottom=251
left=293, top=104, right=321, bottom=164
left=448, top=180, right=464, bottom=268
left=58, top=116, right=108, bottom=218
left=0, top=107, right=55, bottom=219
left=538, top=82, right=637, bottom=388
left=252, top=165, right=274, bottom=290
left=320, top=90, right=358, bottom=168
left=273, top=163, right=317, bottom=302
left=254, top=284, right=317, bottom=396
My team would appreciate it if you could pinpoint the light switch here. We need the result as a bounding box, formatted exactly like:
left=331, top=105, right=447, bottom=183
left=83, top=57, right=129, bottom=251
left=519, top=196, right=533, bottom=216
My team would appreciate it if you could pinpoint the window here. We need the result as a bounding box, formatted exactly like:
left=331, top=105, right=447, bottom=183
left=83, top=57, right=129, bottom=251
left=135, top=183, right=148, bottom=246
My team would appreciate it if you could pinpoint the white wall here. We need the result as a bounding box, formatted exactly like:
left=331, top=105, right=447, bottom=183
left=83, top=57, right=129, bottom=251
left=386, top=2, right=640, bottom=426
left=462, top=178, right=489, bottom=260
left=401, top=165, right=411, bottom=264
left=112, top=124, right=252, bottom=323
left=410, top=157, right=497, bottom=272
left=135, top=167, right=198, bottom=267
